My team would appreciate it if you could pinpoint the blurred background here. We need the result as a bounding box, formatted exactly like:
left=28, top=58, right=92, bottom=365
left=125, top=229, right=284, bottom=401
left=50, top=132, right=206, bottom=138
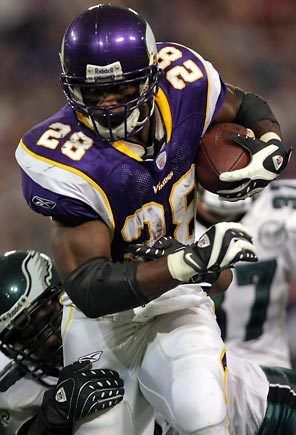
left=1, top=0, right=295, bottom=253
left=0, top=0, right=296, bottom=361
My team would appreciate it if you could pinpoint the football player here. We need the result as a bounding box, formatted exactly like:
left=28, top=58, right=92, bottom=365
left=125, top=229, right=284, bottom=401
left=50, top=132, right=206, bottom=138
left=195, top=181, right=296, bottom=368
left=15, top=4, right=291, bottom=434
left=132, top=231, right=296, bottom=434
left=0, top=250, right=123, bottom=434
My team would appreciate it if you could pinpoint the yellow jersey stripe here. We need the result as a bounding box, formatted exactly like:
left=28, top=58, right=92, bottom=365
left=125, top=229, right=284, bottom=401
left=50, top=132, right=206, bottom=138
left=61, top=305, right=74, bottom=339
left=19, top=140, right=115, bottom=236
left=155, top=87, right=172, bottom=142
left=112, top=88, right=172, bottom=160
left=111, top=140, right=143, bottom=161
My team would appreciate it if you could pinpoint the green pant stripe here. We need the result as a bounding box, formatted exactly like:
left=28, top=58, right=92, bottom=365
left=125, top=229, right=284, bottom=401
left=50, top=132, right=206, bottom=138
left=257, top=366, right=296, bottom=434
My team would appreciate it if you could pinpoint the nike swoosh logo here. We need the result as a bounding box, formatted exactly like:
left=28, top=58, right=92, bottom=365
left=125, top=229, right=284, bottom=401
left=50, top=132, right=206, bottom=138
left=174, top=247, right=185, bottom=253
left=184, top=252, right=199, bottom=270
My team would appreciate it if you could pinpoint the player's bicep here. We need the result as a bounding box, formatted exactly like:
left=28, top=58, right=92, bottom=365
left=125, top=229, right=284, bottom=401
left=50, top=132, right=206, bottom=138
left=213, top=84, right=244, bottom=123
left=51, top=219, right=111, bottom=279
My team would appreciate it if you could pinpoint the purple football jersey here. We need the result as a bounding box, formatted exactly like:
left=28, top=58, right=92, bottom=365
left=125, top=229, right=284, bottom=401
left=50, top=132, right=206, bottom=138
left=16, top=43, right=226, bottom=260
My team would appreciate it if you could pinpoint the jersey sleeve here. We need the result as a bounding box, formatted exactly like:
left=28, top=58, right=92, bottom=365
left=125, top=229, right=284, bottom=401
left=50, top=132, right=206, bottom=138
left=270, top=180, right=296, bottom=277
left=157, top=42, right=226, bottom=135
left=15, top=141, right=115, bottom=232
left=193, top=52, right=226, bottom=134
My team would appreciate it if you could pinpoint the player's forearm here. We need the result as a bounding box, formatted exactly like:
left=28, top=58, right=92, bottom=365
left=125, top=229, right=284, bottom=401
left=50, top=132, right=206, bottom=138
left=136, top=257, right=179, bottom=300
left=137, top=262, right=233, bottom=298
left=63, top=253, right=233, bottom=319
left=216, top=84, right=283, bottom=139
left=250, top=119, right=282, bottom=140
left=63, top=256, right=181, bottom=318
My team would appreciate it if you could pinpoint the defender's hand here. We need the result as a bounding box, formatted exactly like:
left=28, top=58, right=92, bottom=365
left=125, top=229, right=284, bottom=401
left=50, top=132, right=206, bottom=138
left=218, top=134, right=292, bottom=201
left=167, top=222, right=257, bottom=281
left=38, top=361, right=124, bottom=432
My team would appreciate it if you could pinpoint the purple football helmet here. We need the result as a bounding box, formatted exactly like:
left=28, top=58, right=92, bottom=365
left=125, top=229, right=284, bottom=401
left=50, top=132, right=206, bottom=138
left=60, top=4, right=162, bottom=142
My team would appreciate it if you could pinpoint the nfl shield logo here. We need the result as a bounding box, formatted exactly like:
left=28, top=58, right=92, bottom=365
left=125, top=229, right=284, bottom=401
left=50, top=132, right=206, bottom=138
left=55, top=387, right=67, bottom=402
left=156, top=151, right=167, bottom=170
left=272, top=155, right=284, bottom=171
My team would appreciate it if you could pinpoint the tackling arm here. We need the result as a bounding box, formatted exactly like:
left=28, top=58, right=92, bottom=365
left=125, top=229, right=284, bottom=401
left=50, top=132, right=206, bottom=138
left=20, top=361, right=123, bottom=435
left=52, top=219, right=179, bottom=316
left=53, top=219, right=255, bottom=318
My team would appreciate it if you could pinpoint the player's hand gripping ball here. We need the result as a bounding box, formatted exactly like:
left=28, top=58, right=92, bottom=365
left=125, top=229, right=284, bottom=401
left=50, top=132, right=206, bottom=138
left=196, top=123, right=252, bottom=194
left=197, top=122, right=291, bottom=201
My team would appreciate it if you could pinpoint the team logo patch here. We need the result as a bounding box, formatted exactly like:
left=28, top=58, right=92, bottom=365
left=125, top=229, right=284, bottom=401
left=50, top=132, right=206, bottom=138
left=197, top=234, right=210, bottom=248
left=156, top=151, right=167, bottom=170
left=184, top=252, right=198, bottom=269
left=153, top=171, right=174, bottom=193
left=258, top=220, right=287, bottom=248
left=32, top=196, right=56, bottom=210
left=78, top=350, right=103, bottom=363
left=272, top=155, right=284, bottom=171
left=55, top=387, right=67, bottom=402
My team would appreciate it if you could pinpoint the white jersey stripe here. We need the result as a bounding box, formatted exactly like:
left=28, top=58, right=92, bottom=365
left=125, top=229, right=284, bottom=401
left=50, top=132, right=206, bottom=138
left=15, top=141, right=115, bottom=233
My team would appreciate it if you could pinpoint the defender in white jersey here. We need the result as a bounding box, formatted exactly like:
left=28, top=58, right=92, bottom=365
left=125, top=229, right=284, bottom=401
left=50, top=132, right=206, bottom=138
left=195, top=180, right=296, bottom=367
left=0, top=251, right=124, bottom=435
left=133, top=234, right=296, bottom=434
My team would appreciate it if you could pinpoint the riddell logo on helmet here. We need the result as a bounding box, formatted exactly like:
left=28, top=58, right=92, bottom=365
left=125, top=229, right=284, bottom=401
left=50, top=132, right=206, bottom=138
left=96, top=67, right=114, bottom=75
left=0, top=299, right=26, bottom=324
left=86, top=62, right=123, bottom=81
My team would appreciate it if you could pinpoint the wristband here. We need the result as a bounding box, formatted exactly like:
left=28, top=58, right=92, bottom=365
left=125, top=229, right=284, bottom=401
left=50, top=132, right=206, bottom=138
left=32, top=408, right=71, bottom=435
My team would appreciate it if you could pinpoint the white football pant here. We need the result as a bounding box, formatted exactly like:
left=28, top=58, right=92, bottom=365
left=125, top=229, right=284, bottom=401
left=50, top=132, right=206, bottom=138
left=62, top=300, right=229, bottom=435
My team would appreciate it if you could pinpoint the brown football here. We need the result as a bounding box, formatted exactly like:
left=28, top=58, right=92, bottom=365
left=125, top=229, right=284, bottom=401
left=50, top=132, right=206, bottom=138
left=196, top=123, right=252, bottom=193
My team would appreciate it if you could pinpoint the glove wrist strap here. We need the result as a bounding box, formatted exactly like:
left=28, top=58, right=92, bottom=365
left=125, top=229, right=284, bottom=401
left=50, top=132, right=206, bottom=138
left=260, top=132, right=281, bottom=143
left=167, top=250, right=198, bottom=281
left=32, top=389, right=72, bottom=435
left=31, top=409, right=71, bottom=435
left=260, top=131, right=282, bottom=142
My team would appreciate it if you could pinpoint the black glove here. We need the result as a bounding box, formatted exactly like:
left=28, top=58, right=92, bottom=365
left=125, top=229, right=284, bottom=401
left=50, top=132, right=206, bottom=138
left=34, top=361, right=124, bottom=434
left=127, top=223, right=258, bottom=283
left=218, top=134, right=292, bottom=201
left=127, top=236, right=184, bottom=260
left=186, top=222, right=256, bottom=269
left=127, top=236, right=219, bottom=284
